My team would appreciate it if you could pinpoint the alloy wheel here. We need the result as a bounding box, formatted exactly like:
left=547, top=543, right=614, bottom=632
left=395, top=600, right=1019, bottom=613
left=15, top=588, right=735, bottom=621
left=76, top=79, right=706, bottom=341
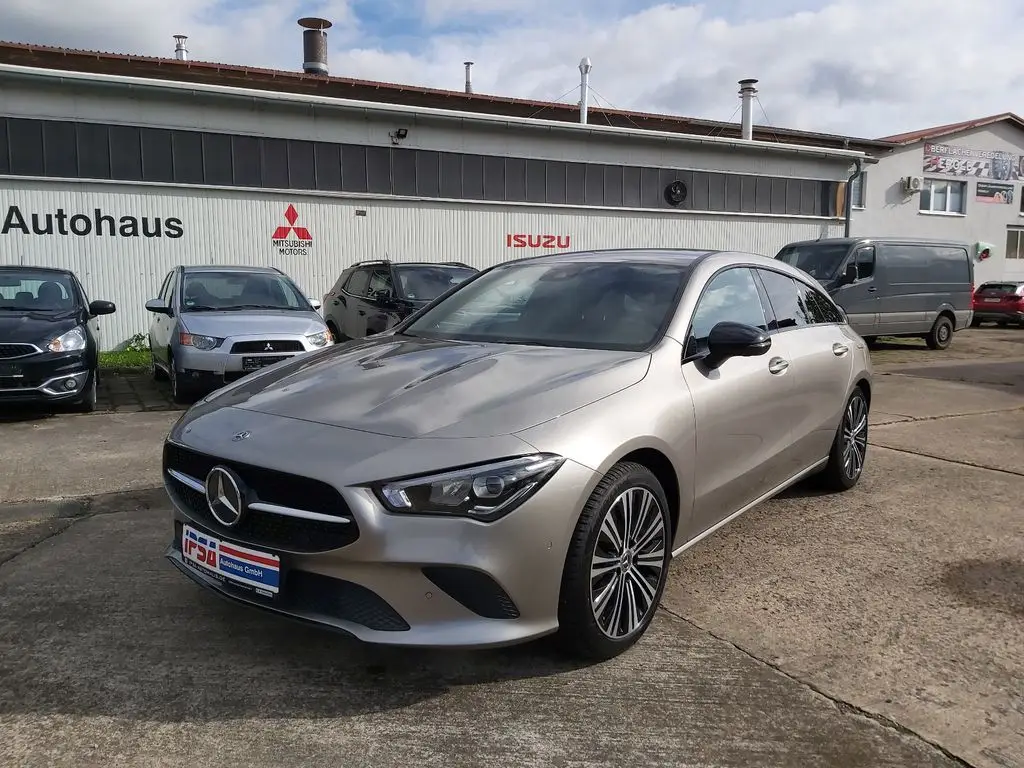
left=842, top=394, right=869, bottom=479
left=589, top=486, right=667, bottom=639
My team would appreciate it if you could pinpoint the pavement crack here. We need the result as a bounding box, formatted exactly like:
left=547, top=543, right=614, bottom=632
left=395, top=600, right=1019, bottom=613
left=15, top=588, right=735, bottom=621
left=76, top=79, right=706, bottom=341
left=868, top=443, right=1024, bottom=477
left=0, top=517, right=79, bottom=569
left=657, top=605, right=976, bottom=768
left=872, top=405, right=1024, bottom=426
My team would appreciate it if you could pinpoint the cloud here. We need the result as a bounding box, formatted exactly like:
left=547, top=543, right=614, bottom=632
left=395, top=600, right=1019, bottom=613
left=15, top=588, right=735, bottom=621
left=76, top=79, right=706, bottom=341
left=0, top=0, right=1018, bottom=139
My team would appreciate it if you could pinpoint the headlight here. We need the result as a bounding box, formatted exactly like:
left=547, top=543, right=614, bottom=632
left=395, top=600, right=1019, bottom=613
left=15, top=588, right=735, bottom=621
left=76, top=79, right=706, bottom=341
left=371, top=454, right=565, bottom=522
left=178, top=332, right=221, bottom=350
left=47, top=326, right=86, bottom=353
left=306, top=330, right=332, bottom=347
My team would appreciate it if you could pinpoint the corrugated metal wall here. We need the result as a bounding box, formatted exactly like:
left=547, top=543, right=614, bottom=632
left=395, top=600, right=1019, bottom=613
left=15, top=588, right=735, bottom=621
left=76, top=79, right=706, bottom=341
left=0, top=179, right=843, bottom=349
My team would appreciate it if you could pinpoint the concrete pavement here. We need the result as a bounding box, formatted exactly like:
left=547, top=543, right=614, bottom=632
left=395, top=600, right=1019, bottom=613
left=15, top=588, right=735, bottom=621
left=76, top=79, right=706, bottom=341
left=0, top=332, right=1021, bottom=767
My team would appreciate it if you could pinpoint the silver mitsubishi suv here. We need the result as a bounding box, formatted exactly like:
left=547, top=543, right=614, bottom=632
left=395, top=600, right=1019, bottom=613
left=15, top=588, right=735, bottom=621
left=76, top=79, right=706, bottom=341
left=145, top=265, right=333, bottom=403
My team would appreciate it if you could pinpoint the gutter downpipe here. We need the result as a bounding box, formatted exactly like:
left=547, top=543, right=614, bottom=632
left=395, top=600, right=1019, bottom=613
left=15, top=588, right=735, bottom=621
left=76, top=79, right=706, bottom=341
left=843, top=157, right=862, bottom=237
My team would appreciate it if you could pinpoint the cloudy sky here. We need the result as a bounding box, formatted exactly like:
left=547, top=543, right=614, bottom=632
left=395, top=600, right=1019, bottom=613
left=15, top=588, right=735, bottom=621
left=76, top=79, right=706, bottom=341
left=0, top=0, right=1017, bottom=140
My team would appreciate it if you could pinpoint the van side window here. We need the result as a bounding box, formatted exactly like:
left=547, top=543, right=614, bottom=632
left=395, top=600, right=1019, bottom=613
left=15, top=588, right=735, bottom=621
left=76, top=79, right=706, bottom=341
left=854, top=247, right=875, bottom=279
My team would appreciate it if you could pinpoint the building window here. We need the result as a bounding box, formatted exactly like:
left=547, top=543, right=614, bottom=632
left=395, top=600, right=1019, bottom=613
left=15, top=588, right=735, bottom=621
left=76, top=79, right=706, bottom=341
left=920, top=178, right=966, bottom=214
left=850, top=172, right=866, bottom=208
left=1005, top=228, right=1024, bottom=259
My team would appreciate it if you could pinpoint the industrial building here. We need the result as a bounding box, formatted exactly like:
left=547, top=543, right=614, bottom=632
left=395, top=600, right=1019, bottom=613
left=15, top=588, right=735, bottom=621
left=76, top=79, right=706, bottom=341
left=0, top=24, right=885, bottom=349
left=851, top=113, right=1024, bottom=285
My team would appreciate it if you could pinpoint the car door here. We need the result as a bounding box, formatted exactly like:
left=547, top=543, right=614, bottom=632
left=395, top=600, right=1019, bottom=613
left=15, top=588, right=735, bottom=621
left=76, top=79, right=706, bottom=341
left=333, top=268, right=370, bottom=340
left=363, top=266, right=396, bottom=335
left=831, top=244, right=879, bottom=337
left=155, top=270, right=178, bottom=366
left=148, top=270, right=173, bottom=364
left=755, top=267, right=855, bottom=476
left=681, top=265, right=798, bottom=534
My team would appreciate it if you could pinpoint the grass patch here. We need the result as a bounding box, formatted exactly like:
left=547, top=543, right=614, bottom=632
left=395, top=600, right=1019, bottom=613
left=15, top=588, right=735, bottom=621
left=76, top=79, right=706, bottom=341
left=99, top=349, right=149, bottom=371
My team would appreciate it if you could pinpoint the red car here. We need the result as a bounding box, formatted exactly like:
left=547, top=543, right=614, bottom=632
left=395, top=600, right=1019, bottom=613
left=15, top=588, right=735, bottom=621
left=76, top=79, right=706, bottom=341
left=971, top=281, right=1024, bottom=326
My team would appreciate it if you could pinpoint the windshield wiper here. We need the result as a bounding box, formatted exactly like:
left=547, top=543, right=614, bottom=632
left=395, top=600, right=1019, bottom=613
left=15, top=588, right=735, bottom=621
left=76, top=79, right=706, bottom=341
left=218, top=304, right=295, bottom=311
left=0, top=306, right=46, bottom=311
left=183, top=305, right=221, bottom=312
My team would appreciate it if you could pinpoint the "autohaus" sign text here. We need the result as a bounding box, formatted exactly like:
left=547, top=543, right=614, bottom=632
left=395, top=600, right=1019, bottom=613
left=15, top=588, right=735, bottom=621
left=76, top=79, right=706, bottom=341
left=1, top=205, right=184, bottom=238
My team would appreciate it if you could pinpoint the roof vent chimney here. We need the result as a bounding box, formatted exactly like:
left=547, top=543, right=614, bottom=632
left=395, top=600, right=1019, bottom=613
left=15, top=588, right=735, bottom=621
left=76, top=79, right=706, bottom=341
left=579, top=57, right=592, bottom=125
left=298, top=17, right=332, bottom=76
left=173, top=35, right=188, bottom=61
left=738, top=78, right=758, bottom=141
left=464, top=61, right=474, bottom=94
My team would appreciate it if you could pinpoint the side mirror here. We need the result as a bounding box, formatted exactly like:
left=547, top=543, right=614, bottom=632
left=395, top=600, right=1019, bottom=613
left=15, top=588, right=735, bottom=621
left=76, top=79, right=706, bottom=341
left=372, top=289, right=394, bottom=305
left=89, top=300, right=116, bottom=316
left=705, top=321, right=772, bottom=368
left=842, top=263, right=858, bottom=285
left=145, top=299, right=173, bottom=316
left=308, top=298, right=322, bottom=311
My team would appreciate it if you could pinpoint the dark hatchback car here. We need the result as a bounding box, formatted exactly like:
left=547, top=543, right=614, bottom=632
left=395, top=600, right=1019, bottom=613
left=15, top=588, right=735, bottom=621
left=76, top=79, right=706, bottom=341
left=322, top=260, right=477, bottom=341
left=0, top=266, right=116, bottom=412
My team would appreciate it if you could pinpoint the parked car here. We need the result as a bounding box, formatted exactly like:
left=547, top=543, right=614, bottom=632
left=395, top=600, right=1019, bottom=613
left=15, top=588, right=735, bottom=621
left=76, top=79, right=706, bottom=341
left=775, top=236, right=974, bottom=349
left=161, top=247, right=872, bottom=661
left=145, top=265, right=332, bottom=404
left=322, top=259, right=478, bottom=341
left=970, top=281, right=1024, bottom=326
left=0, top=265, right=116, bottom=412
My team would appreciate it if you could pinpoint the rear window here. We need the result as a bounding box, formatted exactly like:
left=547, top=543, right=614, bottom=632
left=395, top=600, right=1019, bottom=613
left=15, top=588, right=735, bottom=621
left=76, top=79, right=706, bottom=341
left=978, top=282, right=1020, bottom=293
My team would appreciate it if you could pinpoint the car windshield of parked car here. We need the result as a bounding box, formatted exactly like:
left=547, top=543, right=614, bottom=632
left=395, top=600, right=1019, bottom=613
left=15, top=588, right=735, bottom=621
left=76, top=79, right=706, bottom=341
left=775, top=243, right=851, bottom=280
left=402, top=261, right=688, bottom=351
left=394, top=265, right=476, bottom=302
left=180, top=271, right=310, bottom=312
left=0, top=270, right=78, bottom=311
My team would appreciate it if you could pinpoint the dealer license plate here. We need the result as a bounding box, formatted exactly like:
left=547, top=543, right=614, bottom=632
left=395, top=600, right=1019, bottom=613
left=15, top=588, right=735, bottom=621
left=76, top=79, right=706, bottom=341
left=181, top=524, right=281, bottom=596
left=242, top=355, right=293, bottom=371
left=0, top=363, right=23, bottom=377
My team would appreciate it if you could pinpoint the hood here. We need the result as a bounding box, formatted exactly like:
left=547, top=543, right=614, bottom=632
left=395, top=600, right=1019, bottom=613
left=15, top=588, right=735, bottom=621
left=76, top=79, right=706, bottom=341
left=193, top=334, right=651, bottom=439
left=180, top=309, right=327, bottom=338
left=0, top=308, right=82, bottom=345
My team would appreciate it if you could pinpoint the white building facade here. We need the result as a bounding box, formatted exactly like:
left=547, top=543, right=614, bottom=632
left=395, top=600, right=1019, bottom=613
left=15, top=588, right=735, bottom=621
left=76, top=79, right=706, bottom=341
left=0, top=61, right=869, bottom=349
left=851, top=114, right=1024, bottom=285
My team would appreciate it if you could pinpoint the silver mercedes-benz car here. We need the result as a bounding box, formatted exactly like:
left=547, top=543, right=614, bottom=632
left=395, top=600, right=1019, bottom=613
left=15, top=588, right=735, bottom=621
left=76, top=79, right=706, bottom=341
left=162, top=248, right=872, bottom=661
left=145, top=265, right=333, bottom=403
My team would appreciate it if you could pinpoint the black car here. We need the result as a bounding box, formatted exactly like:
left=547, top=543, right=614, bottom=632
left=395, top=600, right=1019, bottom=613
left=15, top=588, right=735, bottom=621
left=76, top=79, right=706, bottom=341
left=0, top=265, right=116, bottom=412
left=322, top=259, right=478, bottom=341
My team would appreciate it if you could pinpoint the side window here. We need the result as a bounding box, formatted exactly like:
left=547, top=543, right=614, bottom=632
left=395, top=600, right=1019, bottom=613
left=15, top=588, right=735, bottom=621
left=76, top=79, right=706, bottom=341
left=344, top=269, right=371, bottom=297
left=367, top=268, right=395, bottom=297
left=756, top=269, right=805, bottom=330
left=854, top=246, right=875, bottom=279
left=794, top=279, right=845, bottom=325
left=157, top=271, right=173, bottom=303
left=164, top=272, right=179, bottom=307
left=689, top=267, right=768, bottom=344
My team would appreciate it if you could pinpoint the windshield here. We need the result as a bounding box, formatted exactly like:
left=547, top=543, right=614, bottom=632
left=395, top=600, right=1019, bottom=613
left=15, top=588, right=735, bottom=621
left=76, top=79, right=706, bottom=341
left=180, top=271, right=311, bottom=312
left=394, top=265, right=477, bottom=302
left=402, top=261, right=688, bottom=351
left=0, top=270, right=79, bottom=311
left=775, top=243, right=852, bottom=280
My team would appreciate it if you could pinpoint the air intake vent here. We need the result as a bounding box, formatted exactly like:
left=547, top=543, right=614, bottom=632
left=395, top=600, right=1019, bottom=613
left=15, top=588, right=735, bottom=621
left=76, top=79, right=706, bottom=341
left=298, top=17, right=332, bottom=76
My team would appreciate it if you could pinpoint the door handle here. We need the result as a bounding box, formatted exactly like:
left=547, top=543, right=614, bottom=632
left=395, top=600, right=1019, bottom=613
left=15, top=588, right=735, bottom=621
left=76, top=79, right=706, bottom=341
left=832, top=343, right=849, bottom=357
left=868, top=287, right=877, bottom=292
left=768, top=357, right=789, bottom=375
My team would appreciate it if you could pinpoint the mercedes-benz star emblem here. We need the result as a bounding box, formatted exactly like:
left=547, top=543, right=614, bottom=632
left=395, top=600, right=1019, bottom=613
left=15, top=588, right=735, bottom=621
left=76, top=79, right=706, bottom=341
left=205, top=466, right=246, bottom=527
left=231, top=431, right=251, bottom=442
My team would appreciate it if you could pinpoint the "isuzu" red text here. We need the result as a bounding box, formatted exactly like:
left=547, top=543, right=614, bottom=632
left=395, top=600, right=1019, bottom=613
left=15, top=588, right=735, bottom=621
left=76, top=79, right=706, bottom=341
left=506, top=234, right=571, bottom=249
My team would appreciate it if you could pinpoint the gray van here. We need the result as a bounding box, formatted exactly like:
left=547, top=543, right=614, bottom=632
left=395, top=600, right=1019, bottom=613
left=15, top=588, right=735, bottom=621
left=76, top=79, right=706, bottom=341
left=774, top=237, right=975, bottom=349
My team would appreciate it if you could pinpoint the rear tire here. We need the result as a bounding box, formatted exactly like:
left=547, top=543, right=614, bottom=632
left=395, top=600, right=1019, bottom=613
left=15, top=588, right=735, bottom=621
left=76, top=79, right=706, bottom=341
left=555, top=462, right=671, bottom=662
left=816, top=386, right=869, bottom=492
left=926, top=315, right=954, bottom=350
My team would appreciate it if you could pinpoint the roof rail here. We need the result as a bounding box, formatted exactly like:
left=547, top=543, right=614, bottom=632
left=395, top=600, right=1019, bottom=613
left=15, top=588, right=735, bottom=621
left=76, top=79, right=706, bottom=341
left=437, top=261, right=474, bottom=268
left=349, top=259, right=391, bottom=268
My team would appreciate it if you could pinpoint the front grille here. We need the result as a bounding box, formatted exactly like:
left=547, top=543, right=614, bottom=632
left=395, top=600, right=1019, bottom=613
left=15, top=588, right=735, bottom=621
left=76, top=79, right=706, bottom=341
left=422, top=565, right=521, bottom=619
left=0, top=375, right=39, bottom=390
left=0, top=343, right=38, bottom=359
left=230, top=340, right=305, bottom=354
left=164, top=442, right=359, bottom=553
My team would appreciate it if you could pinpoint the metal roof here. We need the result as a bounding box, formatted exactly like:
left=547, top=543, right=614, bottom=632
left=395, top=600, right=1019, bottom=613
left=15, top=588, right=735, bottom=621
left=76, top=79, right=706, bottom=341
left=0, top=40, right=894, bottom=154
left=877, top=112, right=1024, bottom=145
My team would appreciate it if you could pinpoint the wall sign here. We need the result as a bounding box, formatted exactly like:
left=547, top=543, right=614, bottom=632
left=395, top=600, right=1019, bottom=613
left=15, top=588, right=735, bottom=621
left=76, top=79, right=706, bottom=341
left=923, top=143, right=1024, bottom=180
left=975, top=182, right=1014, bottom=204
left=506, top=234, right=571, bottom=249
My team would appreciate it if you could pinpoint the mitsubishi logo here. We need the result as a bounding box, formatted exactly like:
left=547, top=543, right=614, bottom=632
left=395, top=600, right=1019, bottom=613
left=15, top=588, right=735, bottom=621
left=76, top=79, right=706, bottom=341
left=264, top=342, right=274, bottom=352
left=204, top=466, right=246, bottom=527
left=271, top=204, right=312, bottom=241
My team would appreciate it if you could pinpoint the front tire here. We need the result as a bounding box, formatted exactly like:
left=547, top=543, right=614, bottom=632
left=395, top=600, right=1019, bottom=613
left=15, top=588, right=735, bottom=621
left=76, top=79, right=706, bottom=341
left=71, top=370, right=98, bottom=413
left=926, top=315, right=954, bottom=350
left=556, top=461, right=671, bottom=662
left=816, top=386, right=869, bottom=492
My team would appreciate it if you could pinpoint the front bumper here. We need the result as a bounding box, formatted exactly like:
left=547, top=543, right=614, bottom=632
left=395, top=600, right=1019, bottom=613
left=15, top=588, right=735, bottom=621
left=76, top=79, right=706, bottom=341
left=174, top=333, right=330, bottom=388
left=0, top=347, right=91, bottom=403
left=162, top=438, right=598, bottom=649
